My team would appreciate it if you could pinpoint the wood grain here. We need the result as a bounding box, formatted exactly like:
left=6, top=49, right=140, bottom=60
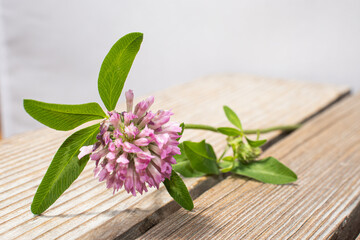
left=0, top=92, right=2, bottom=139
left=140, top=93, right=360, bottom=240
left=0, top=74, right=349, bottom=240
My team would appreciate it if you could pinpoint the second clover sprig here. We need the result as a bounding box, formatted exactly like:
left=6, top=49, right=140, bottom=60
left=173, top=105, right=298, bottom=184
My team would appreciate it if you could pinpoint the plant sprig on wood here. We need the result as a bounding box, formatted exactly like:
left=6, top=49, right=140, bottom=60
left=174, top=106, right=298, bottom=184
left=24, top=32, right=298, bottom=215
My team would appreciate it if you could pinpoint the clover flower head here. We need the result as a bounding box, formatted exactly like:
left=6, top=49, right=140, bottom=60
left=78, top=90, right=181, bottom=196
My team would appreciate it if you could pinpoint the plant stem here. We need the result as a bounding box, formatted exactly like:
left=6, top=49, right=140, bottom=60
left=218, top=145, right=230, bottom=163
left=184, top=124, right=218, bottom=132
left=183, top=123, right=301, bottom=134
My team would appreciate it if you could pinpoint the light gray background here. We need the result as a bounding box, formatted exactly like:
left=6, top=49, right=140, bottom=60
left=0, top=0, right=359, bottom=137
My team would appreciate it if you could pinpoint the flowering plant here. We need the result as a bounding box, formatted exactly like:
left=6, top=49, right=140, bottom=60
left=24, top=32, right=297, bottom=215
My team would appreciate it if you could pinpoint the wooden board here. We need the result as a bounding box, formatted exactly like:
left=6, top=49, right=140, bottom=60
left=0, top=75, right=349, bottom=240
left=140, top=93, right=360, bottom=240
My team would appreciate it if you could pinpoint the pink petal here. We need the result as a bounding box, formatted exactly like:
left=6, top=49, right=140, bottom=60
left=124, top=112, right=137, bottom=125
left=150, top=110, right=173, bottom=129
left=78, top=145, right=93, bottom=160
left=108, top=142, right=116, bottom=152
left=116, top=152, right=130, bottom=164
left=115, top=138, right=123, bottom=148
left=103, top=131, right=111, bottom=145
left=124, top=122, right=139, bottom=139
left=138, top=111, right=155, bottom=129
left=161, top=161, right=172, bottom=175
left=138, top=125, right=154, bottom=138
left=154, top=133, right=170, bottom=149
left=90, top=148, right=108, bottom=161
left=134, top=137, right=151, bottom=146
left=147, top=164, right=164, bottom=188
left=113, top=128, right=123, bottom=138
left=158, top=122, right=182, bottom=133
left=109, top=111, right=120, bottom=127
left=125, top=89, right=134, bottom=112
left=105, top=162, right=116, bottom=172
left=134, top=96, right=155, bottom=118
left=122, top=142, right=142, bottom=153
left=106, top=151, right=117, bottom=161
left=98, top=168, right=109, bottom=181
left=134, top=157, right=150, bottom=171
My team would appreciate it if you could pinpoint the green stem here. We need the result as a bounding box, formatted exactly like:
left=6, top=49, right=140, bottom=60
left=218, top=144, right=230, bottom=163
left=183, top=123, right=301, bottom=134
left=184, top=124, right=218, bottom=132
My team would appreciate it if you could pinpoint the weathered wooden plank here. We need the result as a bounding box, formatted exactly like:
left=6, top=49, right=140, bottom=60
left=0, top=75, right=349, bottom=240
left=140, top=93, right=360, bottom=240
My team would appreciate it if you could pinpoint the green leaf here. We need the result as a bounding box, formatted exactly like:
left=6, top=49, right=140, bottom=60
left=246, top=137, right=267, bottom=148
left=231, top=157, right=297, bottom=184
left=179, top=123, right=185, bottom=135
left=173, top=143, right=206, bottom=178
left=31, top=124, right=100, bottom=214
left=177, top=123, right=185, bottom=141
left=183, top=140, right=219, bottom=175
left=98, top=32, right=143, bottom=111
left=223, top=105, right=243, bottom=131
left=217, top=127, right=242, bottom=136
left=219, top=160, right=234, bottom=173
left=24, top=99, right=106, bottom=131
left=222, top=156, right=234, bottom=161
left=163, top=170, right=194, bottom=211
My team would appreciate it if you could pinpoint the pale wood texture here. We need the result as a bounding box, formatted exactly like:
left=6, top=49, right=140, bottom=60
left=0, top=93, right=2, bottom=139
left=140, top=93, right=360, bottom=240
left=0, top=75, right=349, bottom=240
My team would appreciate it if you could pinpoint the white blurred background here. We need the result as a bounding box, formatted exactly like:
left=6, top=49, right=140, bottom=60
left=0, top=0, right=359, bottom=138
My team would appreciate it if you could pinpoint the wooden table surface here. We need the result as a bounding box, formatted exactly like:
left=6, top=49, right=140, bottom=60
left=1, top=74, right=358, bottom=240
